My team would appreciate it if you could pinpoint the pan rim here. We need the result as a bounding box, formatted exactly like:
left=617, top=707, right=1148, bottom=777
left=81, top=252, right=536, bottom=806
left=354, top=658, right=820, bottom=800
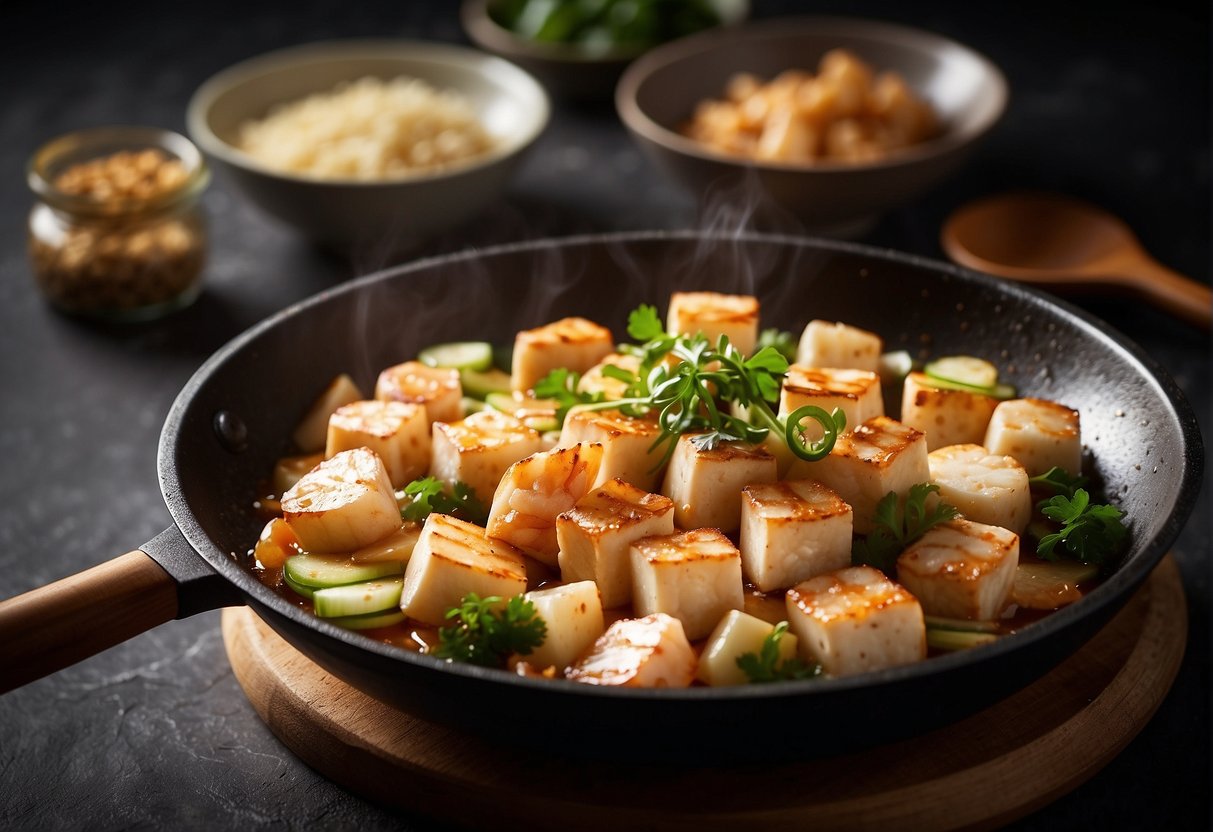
left=159, top=230, right=1204, bottom=701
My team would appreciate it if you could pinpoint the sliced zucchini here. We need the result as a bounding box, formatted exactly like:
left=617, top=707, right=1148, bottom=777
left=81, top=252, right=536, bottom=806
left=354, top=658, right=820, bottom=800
left=924, top=356, right=999, bottom=388
left=283, top=570, right=316, bottom=600
left=877, top=350, right=916, bottom=385
left=284, top=553, right=404, bottom=589
left=326, top=608, right=408, bottom=630
left=485, top=391, right=559, bottom=432
left=461, top=367, right=512, bottom=399
left=313, top=577, right=404, bottom=618
left=924, top=615, right=1001, bottom=634
left=922, top=375, right=1017, bottom=400
left=418, top=341, right=493, bottom=372
left=1012, top=560, right=1099, bottom=610
left=927, top=629, right=999, bottom=651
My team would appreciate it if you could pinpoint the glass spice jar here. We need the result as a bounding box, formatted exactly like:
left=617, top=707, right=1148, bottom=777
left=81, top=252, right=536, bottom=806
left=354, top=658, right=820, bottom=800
left=26, top=126, right=211, bottom=321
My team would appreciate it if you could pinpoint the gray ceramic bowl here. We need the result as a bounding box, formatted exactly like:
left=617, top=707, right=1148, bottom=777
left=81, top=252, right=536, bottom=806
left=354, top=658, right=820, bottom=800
left=617, top=17, right=1007, bottom=237
left=462, top=0, right=749, bottom=102
left=187, top=40, right=549, bottom=250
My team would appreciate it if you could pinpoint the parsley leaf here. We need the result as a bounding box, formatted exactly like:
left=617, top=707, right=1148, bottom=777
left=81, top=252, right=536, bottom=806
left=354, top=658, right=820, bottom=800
left=735, top=622, right=822, bottom=683
left=400, top=476, right=488, bottom=525
left=533, top=367, right=604, bottom=426
left=1029, top=466, right=1089, bottom=499
left=627, top=303, right=667, bottom=342
left=852, top=483, right=961, bottom=573
left=1037, top=489, right=1127, bottom=565
left=433, top=593, right=548, bottom=667
left=755, top=327, right=798, bottom=362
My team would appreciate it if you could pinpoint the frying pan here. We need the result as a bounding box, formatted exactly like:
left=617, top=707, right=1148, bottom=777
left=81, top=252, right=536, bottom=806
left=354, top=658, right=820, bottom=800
left=0, top=232, right=1202, bottom=760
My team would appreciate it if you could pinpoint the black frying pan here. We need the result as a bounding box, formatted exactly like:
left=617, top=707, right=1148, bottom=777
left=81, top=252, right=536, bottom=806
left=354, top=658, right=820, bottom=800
left=0, top=232, right=1202, bottom=760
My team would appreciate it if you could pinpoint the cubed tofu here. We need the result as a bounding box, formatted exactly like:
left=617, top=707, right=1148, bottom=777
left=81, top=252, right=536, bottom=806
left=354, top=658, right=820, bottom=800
left=630, top=528, right=745, bottom=640
left=375, top=361, right=462, bottom=424
left=272, top=452, right=324, bottom=496
left=785, top=566, right=926, bottom=676
left=739, top=480, right=854, bottom=591
left=556, top=479, right=675, bottom=609
left=662, top=434, right=777, bottom=532
left=928, top=444, right=1032, bottom=534
left=795, top=320, right=881, bottom=372
left=578, top=352, right=640, bottom=401
left=292, top=374, right=364, bottom=453
left=666, top=291, right=760, bottom=356
left=512, top=317, right=614, bottom=393
left=431, top=411, right=544, bottom=503
left=398, top=514, right=528, bottom=626
left=326, top=400, right=430, bottom=487
left=779, top=365, right=883, bottom=441
left=900, top=372, right=999, bottom=451
left=282, top=447, right=402, bottom=553
left=523, top=581, right=606, bottom=670
left=792, top=416, right=929, bottom=534
left=566, top=613, right=696, bottom=688
left=696, top=610, right=800, bottom=686
left=486, top=443, right=604, bottom=566
left=984, top=398, right=1082, bottom=477
left=558, top=409, right=665, bottom=491
left=897, top=519, right=1020, bottom=620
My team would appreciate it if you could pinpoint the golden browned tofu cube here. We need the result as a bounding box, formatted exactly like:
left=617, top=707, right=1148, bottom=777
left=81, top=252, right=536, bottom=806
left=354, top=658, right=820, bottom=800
left=984, top=398, right=1082, bottom=477
left=558, top=409, right=665, bottom=491
left=375, top=361, right=462, bottom=424
left=795, top=320, right=881, bottom=372
left=696, top=609, right=799, bottom=687
left=662, top=434, right=777, bottom=532
left=282, top=447, right=402, bottom=554
left=780, top=365, right=883, bottom=441
left=900, top=372, right=999, bottom=451
left=630, top=528, right=745, bottom=640
left=739, top=480, right=853, bottom=592
left=292, top=373, right=364, bottom=453
left=512, top=317, right=615, bottom=393
left=522, top=581, right=605, bottom=671
left=666, top=291, right=760, bottom=355
left=430, top=410, right=543, bottom=503
left=566, top=613, right=696, bottom=688
left=928, top=444, right=1032, bottom=534
left=897, top=519, right=1020, bottom=620
left=326, top=400, right=430, bottom=487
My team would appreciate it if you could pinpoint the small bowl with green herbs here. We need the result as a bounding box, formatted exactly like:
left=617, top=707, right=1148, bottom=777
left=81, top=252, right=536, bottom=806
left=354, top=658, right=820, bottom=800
left=461, top=0, right=749, bottom=101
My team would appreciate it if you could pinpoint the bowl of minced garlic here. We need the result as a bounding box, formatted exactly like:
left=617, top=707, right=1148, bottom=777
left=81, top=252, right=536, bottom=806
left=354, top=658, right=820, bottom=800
left=26, top=126, right=210, bottom=321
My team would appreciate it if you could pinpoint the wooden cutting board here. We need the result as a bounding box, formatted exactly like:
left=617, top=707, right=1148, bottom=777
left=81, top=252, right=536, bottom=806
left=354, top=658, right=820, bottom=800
left=223, top=556, right=1186, bottom=831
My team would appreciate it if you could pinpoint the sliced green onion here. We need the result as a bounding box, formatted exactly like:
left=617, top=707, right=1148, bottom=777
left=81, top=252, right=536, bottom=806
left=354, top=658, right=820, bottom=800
left=784, top=405, right=846, bottom=462
left=927, top=629, right=999, bottom=651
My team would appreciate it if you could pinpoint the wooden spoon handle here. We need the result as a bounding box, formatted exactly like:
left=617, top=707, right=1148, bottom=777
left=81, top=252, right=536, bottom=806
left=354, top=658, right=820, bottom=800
left=0, top=551, right=178, bottom=693
left=1121, top=258, right=1212, bottom=330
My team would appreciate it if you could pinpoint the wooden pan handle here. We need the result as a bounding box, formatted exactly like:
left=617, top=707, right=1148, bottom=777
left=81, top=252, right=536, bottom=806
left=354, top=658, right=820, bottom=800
left=0, top=551, right=178, bottom=693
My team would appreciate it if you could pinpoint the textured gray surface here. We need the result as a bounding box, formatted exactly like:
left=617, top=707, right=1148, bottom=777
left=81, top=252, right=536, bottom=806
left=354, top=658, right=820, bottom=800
left=0, top=0, right=1208, bottom=829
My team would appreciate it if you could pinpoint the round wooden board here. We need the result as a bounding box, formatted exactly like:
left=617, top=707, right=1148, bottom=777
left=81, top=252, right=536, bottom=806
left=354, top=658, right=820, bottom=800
left=223, top=556, right=1186, bottom=832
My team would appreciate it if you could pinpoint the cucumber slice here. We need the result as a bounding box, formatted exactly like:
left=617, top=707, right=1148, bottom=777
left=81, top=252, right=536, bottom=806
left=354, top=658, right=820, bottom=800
left=283, top=570, right=316, bottom=600
left=326, top=608, right=408, bottom=630
left=924, top=355, right=999, bottom=388
left=924, top=615, right=1001, bottom=634
left=485, top=391, right=559, bottom=432
left=877, top=350, right=916, bottom=385
left=922, top=375, right=1016, bottom=400
left=313, top=577, right=404, bottom=618
left=418, top=341, right=493, bottom=371
left=284, top=554, right=404, bottom=589
left=461, top=367, right=512, bottom=399
left=927, top=629, right=999, bottom=651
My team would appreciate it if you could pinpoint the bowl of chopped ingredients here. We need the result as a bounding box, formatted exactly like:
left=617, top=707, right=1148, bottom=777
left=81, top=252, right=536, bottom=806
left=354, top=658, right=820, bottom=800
left=462, top=0, right=749, bottom=101
left=617, top=17, right=1007, bottom=236
left=187, top=40, right=549, bottom=250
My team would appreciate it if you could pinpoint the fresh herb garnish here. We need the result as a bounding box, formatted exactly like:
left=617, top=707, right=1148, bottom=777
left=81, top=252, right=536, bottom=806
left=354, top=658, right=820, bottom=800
left=1037, top=489, right=1127, bottom=565
left=433, top=593, right=547, bottom=667
left=400, top=476, right=488, bottom=525
left=852, top=483, right=961, bottom=573
left=1029, top=466, right=1089, bottom=499
left=533, top=367, right=604, bottom=424
left=756, top=327, right=798, bottom=362
left=735, top=621, right=822, bottom=683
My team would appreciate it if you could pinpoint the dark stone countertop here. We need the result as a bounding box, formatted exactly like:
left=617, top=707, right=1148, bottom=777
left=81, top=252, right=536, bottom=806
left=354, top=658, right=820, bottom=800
left=1, top=1, right=1208, bottom=829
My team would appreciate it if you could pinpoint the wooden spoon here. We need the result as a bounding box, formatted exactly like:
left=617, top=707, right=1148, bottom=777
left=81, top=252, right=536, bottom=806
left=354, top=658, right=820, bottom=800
left=942, top=193, right=1211, bottom=329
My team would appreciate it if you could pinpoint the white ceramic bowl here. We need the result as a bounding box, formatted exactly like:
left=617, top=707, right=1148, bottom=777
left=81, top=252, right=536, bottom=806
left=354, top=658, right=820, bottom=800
left=187, top=40, right=549, bottom=250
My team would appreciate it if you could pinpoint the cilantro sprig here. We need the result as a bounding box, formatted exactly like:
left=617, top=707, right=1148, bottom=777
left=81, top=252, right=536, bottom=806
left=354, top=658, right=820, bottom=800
left=1028, top=467, right=1127, bottom=565
left=755, top=327, right=798, bottom=362
left=1029, top=466, right=1089, bottom=498
left=400, top=477, right=488, bottom=525
left=736, top=622, right=822, bottom=683
left=433, top=593, right=547, bottom=667
left=533, top=367, right=604, bottom=424
left=852, top=483, right=961, bottom=573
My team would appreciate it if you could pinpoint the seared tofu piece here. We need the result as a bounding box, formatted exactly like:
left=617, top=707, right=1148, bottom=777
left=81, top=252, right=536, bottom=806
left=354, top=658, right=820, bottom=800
left=566, top=613, right=696, bottom=688
left=792, top=416, right=929, bottom=534
left=897, top=519, right=1019, bottom=620
left=293, top=374, right=365, bottom=453
left=984, top=398, right=1082, bottom=477
left=431, top=410, right=543, bottom=502
left=512, top=317, right=614, bottom=393
left=399, top=514, right=528, bottom=626
left=666, top=291, right=760, bottom=355
left=739, top=480, right=853, bottom=591
left=779, top=366, right=883, bottom=441
left=796, top=320, right=881, bottom=372
left=928, top=444, right=1032, bottom=534
left=350, top=523, right=422, bottom=564
left=326, top=400, right=431, bottom=488
left=558, top=409, right=665, bottom=491
left=900, top=372, right=999, bottom=451
left=696, top=609, right=799, bottom=687
left=523, top=581, right=605, bottom=670
left=376, top=361, right=462, bottom=424
left=272, top=452, right=325, bottom=496
left=630, top=528, right=745, bottom=640
left=785, top=566, right=926, bottom=676
left=486, top=443, right=604, bottom=566
left=282, top=447, right=402, bottom=553
left=578, top=352, right=640, bottom=401
left=662, top=434, right=778, bottom=532
left=556, top=479, right=675, bottom=609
